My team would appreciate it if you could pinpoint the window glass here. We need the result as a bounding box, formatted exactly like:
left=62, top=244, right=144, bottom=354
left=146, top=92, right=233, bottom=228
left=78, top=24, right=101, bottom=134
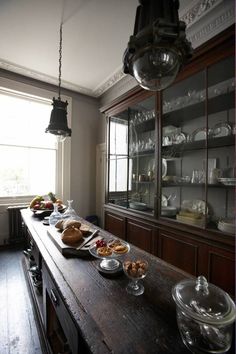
left=0, top=90, right=57, bottom=197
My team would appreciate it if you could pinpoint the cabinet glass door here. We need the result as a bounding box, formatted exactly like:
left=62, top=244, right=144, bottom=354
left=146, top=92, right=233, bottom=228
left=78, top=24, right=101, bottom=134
left=128, top=96, right=156, bottom=215
left=161, top=70, right=207, bottom=227
left=206, top=55, right=235, bottom=234
left=108, top=111, right=129, bottom=207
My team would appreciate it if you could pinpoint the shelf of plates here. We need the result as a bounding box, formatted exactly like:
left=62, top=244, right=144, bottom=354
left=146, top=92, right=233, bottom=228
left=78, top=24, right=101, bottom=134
left=161, top=55, right=235, bottom=234
left=106, top=40, right=235, bottom=236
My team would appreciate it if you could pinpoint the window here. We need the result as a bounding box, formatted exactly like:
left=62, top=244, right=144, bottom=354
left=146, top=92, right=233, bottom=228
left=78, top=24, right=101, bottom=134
left=109, top=117, right=132, bottom=192
left=0, top=78, right=71, bottom=203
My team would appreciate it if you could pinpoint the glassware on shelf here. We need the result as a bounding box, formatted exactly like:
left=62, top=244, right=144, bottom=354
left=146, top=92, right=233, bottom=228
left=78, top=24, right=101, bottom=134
left=49, top=203, right=62, bottom=226
left=123, top=259, right=148, bottom=296
left=62, top=200, right=79, bottom=219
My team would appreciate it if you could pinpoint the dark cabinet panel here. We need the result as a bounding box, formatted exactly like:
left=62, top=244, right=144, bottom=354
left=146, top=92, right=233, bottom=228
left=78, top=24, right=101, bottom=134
left=104, top=212, right=126, bottom=240
left=127, top=219, right=153, bottom=253
left=206, top=247, right=235, bottom=296
left=159, top=231, right=199, bottom=275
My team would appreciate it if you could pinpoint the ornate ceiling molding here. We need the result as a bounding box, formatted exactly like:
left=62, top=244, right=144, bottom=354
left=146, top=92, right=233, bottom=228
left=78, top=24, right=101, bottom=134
left=0, top=59, right=95, bottom=97
left=179, top=0, right=223, bottom=28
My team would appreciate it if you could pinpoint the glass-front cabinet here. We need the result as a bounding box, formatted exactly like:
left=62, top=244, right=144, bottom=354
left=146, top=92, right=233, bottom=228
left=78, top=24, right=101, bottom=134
left=106, top=43, right=235, bottom=236
left=160, top=55, right=235, bottom=234
left=108, top=95, right=156, bottom=216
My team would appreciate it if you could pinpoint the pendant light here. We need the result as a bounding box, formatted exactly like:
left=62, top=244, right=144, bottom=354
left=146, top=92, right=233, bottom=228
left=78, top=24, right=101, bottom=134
left=46, top=23, right=71, bottom=141
left=123, top=0, right=193, bottom=91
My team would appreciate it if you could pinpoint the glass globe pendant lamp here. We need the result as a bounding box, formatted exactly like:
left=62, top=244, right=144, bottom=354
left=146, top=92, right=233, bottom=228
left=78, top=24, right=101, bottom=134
left=123, top=0, right=193, bottom=91
left=46, top=23, right=71, bottom=141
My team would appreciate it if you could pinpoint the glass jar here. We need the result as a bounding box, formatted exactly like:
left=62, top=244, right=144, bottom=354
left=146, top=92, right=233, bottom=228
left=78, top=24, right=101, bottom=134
left=172, top=276, right=236, bottom=353
left=62, top=200, right=79, bottom=220
left=49, top=203, right=62, bottom=226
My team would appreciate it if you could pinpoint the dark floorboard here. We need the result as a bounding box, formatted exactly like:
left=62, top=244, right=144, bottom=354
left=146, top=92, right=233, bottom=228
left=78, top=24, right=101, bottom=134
left=0, top=247, right=43, bottom=354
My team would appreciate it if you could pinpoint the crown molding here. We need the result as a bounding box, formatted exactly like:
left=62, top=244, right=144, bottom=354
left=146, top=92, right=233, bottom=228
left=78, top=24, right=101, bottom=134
left=0, top=59, right=96, bottom=97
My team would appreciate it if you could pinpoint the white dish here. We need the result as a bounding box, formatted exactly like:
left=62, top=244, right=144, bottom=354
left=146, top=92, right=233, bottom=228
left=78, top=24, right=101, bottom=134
left=218, top=223, right=234, bottom=234
left=212, top=123, right=232, bottom=138
left=218, top=178, right=236, bottom=186
left=174, top=132, right=186, bottom=144
left=191, top=127, right=207, bottom=141
left=129, top=202, right=148, bottom=211
left=161, top=195, right=168, bottom=207
left=162, top=159, right=167, bottom=178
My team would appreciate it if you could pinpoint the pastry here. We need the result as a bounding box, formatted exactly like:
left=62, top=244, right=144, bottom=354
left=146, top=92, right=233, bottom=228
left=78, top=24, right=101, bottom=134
left=61, top=227, right=83, bottom=245
left=123, top=260, right=148, bottom=278
left=107, top=239, right=122, bottom=249
left=113, top=244, right=128, bottom=254
left=97, top=246, right=112, bottom=257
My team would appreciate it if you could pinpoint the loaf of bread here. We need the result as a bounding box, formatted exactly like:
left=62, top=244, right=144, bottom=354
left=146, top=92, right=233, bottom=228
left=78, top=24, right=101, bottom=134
left=55, top=218, right=81, bottom=231
left=61, top=227, right=83, bottom=245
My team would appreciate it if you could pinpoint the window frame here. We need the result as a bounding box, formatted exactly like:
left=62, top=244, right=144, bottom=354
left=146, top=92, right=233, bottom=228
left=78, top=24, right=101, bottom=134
left=0, top=76, right=71, bottom=205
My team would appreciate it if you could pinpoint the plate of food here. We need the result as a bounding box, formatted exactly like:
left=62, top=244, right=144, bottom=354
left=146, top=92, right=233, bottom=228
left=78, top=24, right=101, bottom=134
left=89, top=238, right=130, bottom=259
left=89, top=238, right=130, bottom=272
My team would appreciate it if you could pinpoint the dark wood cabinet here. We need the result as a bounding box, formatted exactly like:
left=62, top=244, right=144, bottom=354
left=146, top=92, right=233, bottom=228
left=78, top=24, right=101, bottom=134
left=158, top=229, right=199, bottom=276
left=102, top=27, right=235, bottom=296
left=104, top=211, right=126, bottom=240
left=126, top=218, right=153, bottom=253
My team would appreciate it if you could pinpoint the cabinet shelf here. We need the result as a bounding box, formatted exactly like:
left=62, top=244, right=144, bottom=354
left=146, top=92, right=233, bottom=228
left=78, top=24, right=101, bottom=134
left=132, top=118, right=155, bottom=133
left=130, top=149, right=155, bottom=158
left=163, top=91, right=234, bottom=125
left=162, top=135, right=234, bottom=155
left=162, top=182, right=235, bottom=188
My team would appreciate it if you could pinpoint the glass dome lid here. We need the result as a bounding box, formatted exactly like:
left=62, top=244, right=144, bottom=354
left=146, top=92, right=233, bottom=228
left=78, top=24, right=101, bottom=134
left=172, top=276, right=236, bottom=326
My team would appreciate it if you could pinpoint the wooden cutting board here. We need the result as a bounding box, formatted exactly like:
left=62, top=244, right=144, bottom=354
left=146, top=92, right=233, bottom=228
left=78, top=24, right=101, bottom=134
left=47, top=226, right=101, bottom=257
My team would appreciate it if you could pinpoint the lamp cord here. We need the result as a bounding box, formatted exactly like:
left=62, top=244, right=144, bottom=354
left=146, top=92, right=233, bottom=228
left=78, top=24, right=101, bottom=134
left=58, top=23, right=62, bottom=99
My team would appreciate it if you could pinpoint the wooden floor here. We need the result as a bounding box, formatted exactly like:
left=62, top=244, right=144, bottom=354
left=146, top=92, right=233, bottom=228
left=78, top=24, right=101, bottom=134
left=0, top=247, right=43, bottom=354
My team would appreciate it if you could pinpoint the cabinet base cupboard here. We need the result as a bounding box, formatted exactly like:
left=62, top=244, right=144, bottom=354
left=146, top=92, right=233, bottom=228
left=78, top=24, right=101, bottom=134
left=102, top=26, right=235, bottom=296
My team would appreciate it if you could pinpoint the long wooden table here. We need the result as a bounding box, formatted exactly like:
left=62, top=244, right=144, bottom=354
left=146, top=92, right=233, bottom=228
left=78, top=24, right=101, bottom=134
left=21, top=209, right=195, bottom=354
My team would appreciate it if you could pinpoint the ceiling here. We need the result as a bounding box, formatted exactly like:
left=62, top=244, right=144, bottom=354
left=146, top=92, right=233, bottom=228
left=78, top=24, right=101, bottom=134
left=0, top=0, right=194, bottom=97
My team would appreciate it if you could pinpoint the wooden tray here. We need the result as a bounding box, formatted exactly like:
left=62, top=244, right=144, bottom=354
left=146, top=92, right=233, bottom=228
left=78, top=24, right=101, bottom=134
left=47, top=226, right=101, bottom=257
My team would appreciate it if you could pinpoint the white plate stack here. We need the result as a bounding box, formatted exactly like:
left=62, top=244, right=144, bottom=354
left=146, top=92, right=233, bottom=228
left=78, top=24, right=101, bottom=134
left=218, top=219, right=235, bottom=234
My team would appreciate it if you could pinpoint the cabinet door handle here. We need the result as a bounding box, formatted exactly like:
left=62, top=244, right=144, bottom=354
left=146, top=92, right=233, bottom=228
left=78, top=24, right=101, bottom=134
left=50, top=289, right=59, bottom=306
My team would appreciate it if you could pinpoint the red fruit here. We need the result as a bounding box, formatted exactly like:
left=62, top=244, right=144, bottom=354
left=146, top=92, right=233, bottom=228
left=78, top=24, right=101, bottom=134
left=34, top=203, right=40, bottom=210
left=96, top=239, right=106, bottom=248
left=45, top=201, right=53, bottom=209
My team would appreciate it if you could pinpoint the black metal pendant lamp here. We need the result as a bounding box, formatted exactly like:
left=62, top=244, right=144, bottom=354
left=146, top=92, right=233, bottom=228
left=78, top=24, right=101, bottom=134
left=46, top=24, right=71, bottom=140
left=123, top=0, right=193, bottom=91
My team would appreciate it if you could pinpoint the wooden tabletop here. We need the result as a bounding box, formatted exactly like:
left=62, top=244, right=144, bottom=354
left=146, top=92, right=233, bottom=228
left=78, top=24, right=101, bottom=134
left=21, top=209, right=194, bottom=354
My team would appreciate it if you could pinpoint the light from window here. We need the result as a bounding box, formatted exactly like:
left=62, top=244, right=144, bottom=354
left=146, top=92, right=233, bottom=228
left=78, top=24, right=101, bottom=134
left=0, top=90, right=57, bottom=197
left=109, top=118, right=132, bottom=192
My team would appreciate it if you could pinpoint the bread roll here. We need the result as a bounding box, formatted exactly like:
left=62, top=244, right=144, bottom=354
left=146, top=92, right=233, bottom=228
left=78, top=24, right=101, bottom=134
left=61, top=227, right=83, bottom=245
left=55, top=219, right=64, bottom=230
left=62, top=219, right=81, bottom=230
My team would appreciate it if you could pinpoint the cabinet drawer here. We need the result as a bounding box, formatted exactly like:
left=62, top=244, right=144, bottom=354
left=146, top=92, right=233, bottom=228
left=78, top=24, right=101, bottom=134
left=159, top=230, right=199, bottom=275
left=105, top=211, right=126, bottom=240
left=42, top=261, right=79, bottom=354
left=127, top=219, right=153, bottom=253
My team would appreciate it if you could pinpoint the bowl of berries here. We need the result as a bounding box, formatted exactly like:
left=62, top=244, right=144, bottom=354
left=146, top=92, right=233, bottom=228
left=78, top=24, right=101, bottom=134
left=89, top=238, right=130, bottom=271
